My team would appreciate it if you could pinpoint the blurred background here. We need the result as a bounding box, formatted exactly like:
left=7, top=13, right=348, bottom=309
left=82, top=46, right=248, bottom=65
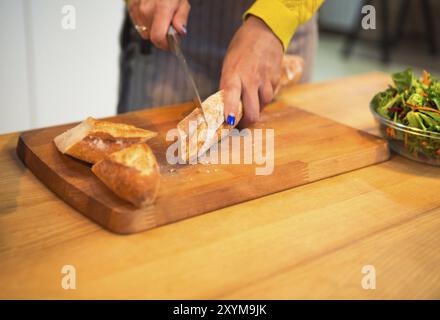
left=0, top=0, right=439, bottom=134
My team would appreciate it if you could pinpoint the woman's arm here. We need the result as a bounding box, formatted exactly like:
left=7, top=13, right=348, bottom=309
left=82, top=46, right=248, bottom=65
left=245, top=0, right=324, bottom=50
left=221, top=0, right=324, bottom=127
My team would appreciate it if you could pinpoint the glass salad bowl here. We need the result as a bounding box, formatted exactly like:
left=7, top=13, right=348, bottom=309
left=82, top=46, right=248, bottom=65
left=370, top=104, right=440, bottom=166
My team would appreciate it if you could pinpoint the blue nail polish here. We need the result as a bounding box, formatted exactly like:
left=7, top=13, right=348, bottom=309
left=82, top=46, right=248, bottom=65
left=227, top=113, right=236, bottom=126
left=182, top=25, right=187, bottom=35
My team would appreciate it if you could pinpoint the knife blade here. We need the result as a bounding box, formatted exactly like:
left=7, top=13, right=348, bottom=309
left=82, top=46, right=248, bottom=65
left=167, top=26, right=205, bottom=118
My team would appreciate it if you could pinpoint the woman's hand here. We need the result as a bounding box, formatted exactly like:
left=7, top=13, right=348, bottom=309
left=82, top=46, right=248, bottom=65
left=220, top=16, right=284, bottom=127
left=126, top=0, right=191, bottom=50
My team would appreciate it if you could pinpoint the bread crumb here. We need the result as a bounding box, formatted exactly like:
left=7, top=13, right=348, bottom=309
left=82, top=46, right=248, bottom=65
left=197, top=168, right=212, bottom=174
left=91, top=138, right=107, bottom=150
left=198, top=158, right=210, bottom=165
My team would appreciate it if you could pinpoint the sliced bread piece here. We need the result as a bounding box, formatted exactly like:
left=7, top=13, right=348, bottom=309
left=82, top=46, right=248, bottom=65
left=177, top=90, right=243, bottom=162
left=91, top=143, right=160, bottom=207
left=53, top=117, right=157, bottom=164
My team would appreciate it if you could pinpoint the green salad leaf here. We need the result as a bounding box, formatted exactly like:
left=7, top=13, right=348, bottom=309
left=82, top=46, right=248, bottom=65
left=371, top=69, right=440, bottom=163
left=392, top=68, right=414, bottom=92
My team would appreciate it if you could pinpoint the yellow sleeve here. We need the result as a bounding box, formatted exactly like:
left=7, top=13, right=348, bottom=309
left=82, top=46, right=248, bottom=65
left=244, top=0, right=324, bottom=50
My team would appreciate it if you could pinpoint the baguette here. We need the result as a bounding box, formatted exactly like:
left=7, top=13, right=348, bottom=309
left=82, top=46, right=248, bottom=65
left=54, top=117, right=157, bottom=164
left=277, top=54, right=304, bottom=92
left=177, top=54, right=304, bottom=162
left=177, top=90, right=243, bottom=162
left=91, top=143, right=160, bottom=207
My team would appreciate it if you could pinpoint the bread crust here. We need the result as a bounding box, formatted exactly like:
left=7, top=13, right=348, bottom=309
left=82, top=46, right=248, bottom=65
left=278, top=55, right=305, bottom=90
left=54, top=117, right=157, bottom=164
left=91, top=144, right=160, bottom=207
left=65, top=135, right=149, bottom=164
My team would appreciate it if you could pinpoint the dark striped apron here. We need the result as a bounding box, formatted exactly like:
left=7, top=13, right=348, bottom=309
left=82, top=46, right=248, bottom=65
left=117, top=0, right=318, bottom=113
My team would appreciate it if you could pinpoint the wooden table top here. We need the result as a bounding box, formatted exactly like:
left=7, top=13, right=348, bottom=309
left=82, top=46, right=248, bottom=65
left=1, top=72, right=439, bottom=299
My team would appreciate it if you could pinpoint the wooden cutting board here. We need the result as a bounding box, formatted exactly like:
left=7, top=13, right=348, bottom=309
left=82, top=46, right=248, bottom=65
left=16, top=102, right=389, bottom=234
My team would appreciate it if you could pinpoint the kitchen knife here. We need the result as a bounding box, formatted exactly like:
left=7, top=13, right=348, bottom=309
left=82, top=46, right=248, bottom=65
left=167, top=26, right=205, bottom=118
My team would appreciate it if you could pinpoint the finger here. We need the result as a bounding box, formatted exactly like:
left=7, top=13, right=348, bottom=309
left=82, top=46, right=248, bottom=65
left=150, top=1, right=177, bottom=50
left=172, top=1, right=191, bottom=36
left=259, top=81, right=274, bottom=107
left=127, top=0, right=150, bottom=39
left=220, top=73, right=242, bottom=126
left=138, top=0, right=155, bottom=36
left=272, top=72, right=282, bottom=96
left=240, top=82, right=260, bottom=128
left=271, top=69, right=281, bottom=90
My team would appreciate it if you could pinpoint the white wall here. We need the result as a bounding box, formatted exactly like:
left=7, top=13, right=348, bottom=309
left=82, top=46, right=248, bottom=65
left=0, top=0, right=32, bottom=133
left=0, top=0, right=124, bottom=134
